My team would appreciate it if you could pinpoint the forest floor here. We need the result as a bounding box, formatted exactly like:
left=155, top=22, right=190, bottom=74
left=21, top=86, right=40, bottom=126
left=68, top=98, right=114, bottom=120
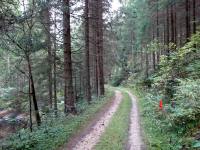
left=0, top=110, right=27, bottom=139
left=62, top=89, right=145, bottom=150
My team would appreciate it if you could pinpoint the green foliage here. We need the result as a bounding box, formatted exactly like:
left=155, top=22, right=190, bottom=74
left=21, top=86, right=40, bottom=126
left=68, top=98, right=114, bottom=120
left=192, top=140, right=200, bottom=148
left=110, top=69, right=128, bottom=87
left=169, top=79, right=200, bottom=128
left=0, top=90, right=114, bottom=150
left=130, top=87, right=180, bottom=150
left=154, top=31, right=200, bottom=98
left=146, top=40, right=165, bottom=53
left=0, top=87, right=17, bottom=100
left=133, top=31, right=200, bottom=149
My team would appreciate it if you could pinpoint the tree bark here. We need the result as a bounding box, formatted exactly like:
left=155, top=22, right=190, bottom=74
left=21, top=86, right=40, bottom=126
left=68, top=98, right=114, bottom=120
left=145, top=52, right=149, bottom=78
left=43, top=1, right=53, bottom=108
left=53, top=14, right=57, bottom=114
left=89, top=0, right=98, bottom=96
left=174, top=3, right=177, bottom=45
left=152, top=22, right=156, bottom=70
left=97, top=0, right=105, bottom=96
left=185, top=0, right=191, bottom=41
left=156, top=0, right=160, bottom=64
left=166, top=4, right=170, bottom=55
left=170, top=3, right=175, bottom=43
left=192, top=0, right=196, bottom=34
left=63, top=0, right=76, bottom=113
left=29, top=78, right=32, bottom=131
left=27, top=55, right=41, bottom=126
left=85, top=0, right=92, bottom=103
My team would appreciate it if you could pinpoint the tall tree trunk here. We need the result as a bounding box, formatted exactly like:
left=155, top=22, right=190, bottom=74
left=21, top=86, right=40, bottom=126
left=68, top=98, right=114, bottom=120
left=179, top=17, right=183, bottom=46
left=89, top=0, right=98, bottom=96
left=174, top=3, right=177, bottom=45
left=152, top=23, right=156, bottom=70
left=170, top=3, right=175, bottom=43
left=163, top=14, right=166, bottom=55
left=185, top=0, right=191, bottom=41
left=156, top=0, right=160, bottom=64
left=43, top=1, right=52, bottom=108
left=140, top=51, right=143, bottom=71
left=27, top=55, right=41, bottom=126
left=63, top=0, right=76, bottom=113
left=74, top=73, right=78, bottom=100
left=145, top=52, right=149, bottom=78
left=97, top=0, right=105, bottom=95
left=85, top=0, right=92, bottom=103
left=192, top=0, right=196, bottom=34
left=95, top=49, right=99, bottom=96
left=166, top=4, right=170, bottom=56
left=29, top=78, right=32, bottom=131
left=53, top=15, right=57, bottom=114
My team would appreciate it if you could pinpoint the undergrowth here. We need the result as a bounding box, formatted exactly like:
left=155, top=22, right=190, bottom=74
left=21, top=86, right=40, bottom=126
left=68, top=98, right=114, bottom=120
left=131, top=86, right=200, bottom=150
left=0, top=89, right=114, bottom=150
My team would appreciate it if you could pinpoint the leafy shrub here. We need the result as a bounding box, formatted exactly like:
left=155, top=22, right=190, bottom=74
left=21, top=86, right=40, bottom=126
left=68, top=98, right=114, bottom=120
left=169, top=79, right=200, bottom=128
left=110, top=69, right=129, bottom=87
left=0, top=89, right=114, bottom=150
left=154, top=31, right=200, bottom=98
left=0, top=87, right=17, bottom=100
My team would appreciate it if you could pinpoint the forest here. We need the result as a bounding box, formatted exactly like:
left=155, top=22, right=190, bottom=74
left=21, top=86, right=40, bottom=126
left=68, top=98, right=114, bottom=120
left=0, top=0, right=200, bottom=150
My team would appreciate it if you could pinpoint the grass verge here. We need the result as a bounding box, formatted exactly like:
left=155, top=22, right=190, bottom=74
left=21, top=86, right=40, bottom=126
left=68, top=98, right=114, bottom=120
left=0, top=89, right=114, bottom=150
left=95, top=91, right=131, bottom=150
left=131, top=87, right=180, bottom=150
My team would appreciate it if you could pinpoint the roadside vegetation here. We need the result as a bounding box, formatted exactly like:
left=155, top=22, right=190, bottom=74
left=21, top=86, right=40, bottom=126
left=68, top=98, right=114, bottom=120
left=109, top=0, right=200, bottom=148
left=124, top=32, right=200, bottom=150
left=1, top=0, right=200, bottom=149
left=132, top=87, right=180, bottom=150
left=0, top=0, right=108, bottom=147
left=95, top=92, right=131, bottom=150
left=0, top=90, right=114, bottom=150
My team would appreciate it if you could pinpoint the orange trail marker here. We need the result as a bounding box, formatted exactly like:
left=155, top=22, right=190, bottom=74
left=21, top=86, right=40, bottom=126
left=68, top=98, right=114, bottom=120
left=159, top=99, right=163, bottom=110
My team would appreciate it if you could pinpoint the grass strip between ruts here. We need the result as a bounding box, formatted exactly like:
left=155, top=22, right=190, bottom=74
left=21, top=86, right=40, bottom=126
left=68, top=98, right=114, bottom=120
left=95, top=91, right=131, bottom=150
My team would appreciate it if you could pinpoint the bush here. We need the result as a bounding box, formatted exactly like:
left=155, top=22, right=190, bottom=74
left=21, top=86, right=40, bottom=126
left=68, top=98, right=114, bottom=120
left=169, top=79, right=200, bottom=128
left=0, top=87, right=17, bottom=100
left=0, top=89, right=114, bottom=150
left=153, top=31, right=200, bottom=99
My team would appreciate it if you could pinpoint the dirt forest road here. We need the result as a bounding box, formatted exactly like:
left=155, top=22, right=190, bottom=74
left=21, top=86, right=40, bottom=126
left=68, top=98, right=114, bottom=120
left=65, top=90, right=123, bottom=150
left=64, top=90, right=145, bottom=150
left=127, top=91, right=145, bottom=150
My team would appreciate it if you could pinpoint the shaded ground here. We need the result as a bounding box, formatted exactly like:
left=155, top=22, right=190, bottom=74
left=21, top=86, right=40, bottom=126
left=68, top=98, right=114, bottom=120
left=63, top=90, right=123, bottom=150
left=0, top=109, right=27, bottom=139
